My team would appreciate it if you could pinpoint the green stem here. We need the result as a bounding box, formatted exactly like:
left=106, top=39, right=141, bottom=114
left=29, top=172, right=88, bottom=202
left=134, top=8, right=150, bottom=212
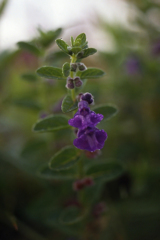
left=70, top=54, right=77, bottom=102
left=78, top=153, right=85, bottom=203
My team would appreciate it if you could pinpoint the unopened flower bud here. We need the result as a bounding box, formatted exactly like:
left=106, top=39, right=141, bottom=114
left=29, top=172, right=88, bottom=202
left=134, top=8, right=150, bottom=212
left=70, top=63, right=77, bottom=72
left=83, top=177, right=94, bottom=187
left=73, top=179, right=85, bottom=191
left=78, top=63, right=87, bottom=71
left=74, top=77, right=83, bottom=87
left=81, top=92, right=94, bottom=104
left=66, top=77, right=74, bottom=89
left=77, top=51, right=84, bottom=59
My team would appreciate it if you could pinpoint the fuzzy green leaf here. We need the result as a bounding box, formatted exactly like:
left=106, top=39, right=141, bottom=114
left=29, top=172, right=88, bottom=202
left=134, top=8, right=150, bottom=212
left=38, top=28, right=62, bottom=48
left=21, top=72, right=38, bottom=82
left=36, top=66, right=65, bottom=80
left=61, top=95, right=78, bottom=113
left=49, top=146, right=79, bottom=171
left=77, top=68, right=105, bottom=79
left=56, top=39, right=69, bottom=55
left=37, top=164, right=76, bottom=180
left=59, top=206, right=85, bottom=225
left=77, top=48, right=97, bottom=59
left=86, top=161, right=124, bottom=182
left=17, top=41, right=41, bottom=56
left=71, top=47, right=82, bottom=54
left=13, top=98, right=41, bottom=110
left=62, top=62, right=70, bottom=77
left=74, top=33, right=86, bottom=47
left=93, top=104, right=118, bottom=120
left=33, top=114, right=70, bottom=132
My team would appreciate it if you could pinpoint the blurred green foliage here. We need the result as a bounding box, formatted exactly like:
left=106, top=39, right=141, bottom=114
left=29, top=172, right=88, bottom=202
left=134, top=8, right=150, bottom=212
left=0, top=0, right=160, bottom=239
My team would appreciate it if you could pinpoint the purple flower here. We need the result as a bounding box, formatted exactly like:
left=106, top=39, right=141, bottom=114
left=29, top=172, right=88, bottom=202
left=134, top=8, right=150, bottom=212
left=68, top=98, right=107, bottom=152
left=68, top=111, right=103, bottom=130
left=74, top=127, right=107, bottom=152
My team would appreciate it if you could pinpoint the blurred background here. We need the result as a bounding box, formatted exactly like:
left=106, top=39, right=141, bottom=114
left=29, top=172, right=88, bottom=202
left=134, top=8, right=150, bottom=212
left=0, top=0, right=160, bottom=239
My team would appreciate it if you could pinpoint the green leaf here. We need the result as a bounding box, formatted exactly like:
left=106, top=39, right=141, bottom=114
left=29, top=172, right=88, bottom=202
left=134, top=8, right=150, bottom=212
left=61, top=95, right=78, bottom=113
left=62, top=62, right=70, bottom=77
left=37, top=163, right=76, bottom=180
left=56, top=39, right=69, bottom=55
left=17, top=41, right=41, bottom=56
left=59, top=206, right=85, bottom=225
left=13, top=98, right=42, bottom=110
left=71, top=36, right=74, bottom=46
left=49, top=146, right=79, bottom=171
left=36, top=66, right=65, bottom=80
left=86, top=161, right=124, bottom=182
left=71, top=47, right=82, bottom=54
left=77, top=68, right=105, bottom=79
left=37, top=28, right=62, bottom=48
left=77, top=48, right=97, bottom=59
left=21, top=72, right=38, bottom=82
left=74, top=33, right=86, bottom=47
left=92, top=104, right=118, bottom=120
left=33, top=114, right=70, bottom=132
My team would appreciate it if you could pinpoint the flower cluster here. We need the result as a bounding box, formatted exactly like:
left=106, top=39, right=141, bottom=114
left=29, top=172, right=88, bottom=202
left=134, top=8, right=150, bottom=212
left=68, top=93, right=107, bottom=152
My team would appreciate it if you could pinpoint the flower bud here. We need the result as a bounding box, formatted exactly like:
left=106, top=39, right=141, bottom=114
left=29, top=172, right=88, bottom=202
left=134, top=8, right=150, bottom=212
left=78, top=63, right=87, bottom=71
left=77, top=51, right=84, bottom=59
left=81, top=92, right=94, bottom=104
left=66, top=77, right=74, bottom=89
left=73, top=179, right=85, bottom=191
left=74, top=77, right=83, bottom=88
left=70, top=63, right=77, bottom=72
left=83, top=177, right=94, bottom=187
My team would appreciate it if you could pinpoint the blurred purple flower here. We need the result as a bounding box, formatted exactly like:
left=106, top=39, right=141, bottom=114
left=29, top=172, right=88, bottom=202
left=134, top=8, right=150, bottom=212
left=125, top=56, right=141, bottom=75
left=151, top=39, right=160, bottom=56
left=39, top=111, right=48, bottom=119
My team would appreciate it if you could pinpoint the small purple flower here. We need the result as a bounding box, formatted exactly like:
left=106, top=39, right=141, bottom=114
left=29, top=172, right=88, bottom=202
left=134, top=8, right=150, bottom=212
left=74, top=127, right=107, bottom=152
left=80, top=92, right=94, bottom=104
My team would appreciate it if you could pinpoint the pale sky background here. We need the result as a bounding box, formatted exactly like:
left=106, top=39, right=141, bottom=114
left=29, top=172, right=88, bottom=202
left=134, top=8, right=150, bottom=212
left=0, top=0, right=133, bottom=51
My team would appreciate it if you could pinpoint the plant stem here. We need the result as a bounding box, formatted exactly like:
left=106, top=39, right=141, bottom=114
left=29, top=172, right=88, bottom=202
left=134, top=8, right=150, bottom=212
left=70, top=55, right=76, bottom=102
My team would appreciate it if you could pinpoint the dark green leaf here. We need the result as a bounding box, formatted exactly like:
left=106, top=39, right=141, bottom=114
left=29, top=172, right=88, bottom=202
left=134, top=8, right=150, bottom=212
left=59, top=206, right=85, bottom=225
left=77, top=68, right=105, bottom=79
left=62, top=62, right=70, bottom=77
left=13, top=98, right=41, bottom=110
left=86, top=161, right=124, bottom=182
left=93, top=104, right=118, bottom=120
left=33, top=114, right=70, bottom=132
left=71, top=47, right=82, bottom=54
left=17, top=41, right=41, bottom=56
left=37, top=163, right=76, bottom=180
left=61, top=95, right=78, bottom=113
left=77, top=48, right=97, bottom=59
left=36, top=66, right=65, bottom=80
left=56, top=39, right=69, bottom=55
left=38, top=28, right=62, bottom=48
left=49, top=146, right=79, bottom=171
left=21, top=72, right=38, bottom=82
left=74, top=33, right=86, bottom=47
